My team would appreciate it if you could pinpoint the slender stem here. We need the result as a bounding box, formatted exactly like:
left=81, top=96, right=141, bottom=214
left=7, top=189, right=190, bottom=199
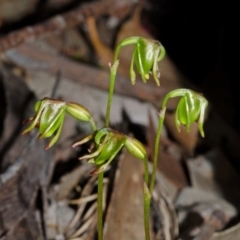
left=113, top=37, right=139, bottom=64
left=87, top=120, right=103, bottom=239
left=143, top=158, right=150, bottom=240
left=113, top=45, right=121, bottom=64
left=143, top=158, right=149, bottom=186
left=90, top=118, right=97, bottom=131
left=149, top=107, right=166, bottom=196
left=144, top=183, right=151, bottom=240
left=100, top=43, right=121, bottom=240
left=145, top=107, right=166, bottom=240
left=105, top=60, right=119, bottom=127
left=97, top=171, right=104, bottom=240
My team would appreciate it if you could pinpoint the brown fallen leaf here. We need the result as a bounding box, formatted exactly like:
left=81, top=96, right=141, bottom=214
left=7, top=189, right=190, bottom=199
left=104, top=150, right=148, bottom=240
left=86, top=16, right=114, bottom=68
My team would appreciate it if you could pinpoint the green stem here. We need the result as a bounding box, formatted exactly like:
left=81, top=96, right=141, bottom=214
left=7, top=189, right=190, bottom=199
left=143, top=158, right=150, bottom=240
left=113, top=45, right=121, bottom=64
left=143, top=158, right=149, bottom=186
left=105, top=61, right=119, bottom=127
left=145, top=107, right=166, bottom=240
left=97, top=171, right=104, bottom=240
left=90, top=118, right=97, bottom=131
left=88, top=120, right=103, bottom=239
left=149, top=107, right=166, bottom=196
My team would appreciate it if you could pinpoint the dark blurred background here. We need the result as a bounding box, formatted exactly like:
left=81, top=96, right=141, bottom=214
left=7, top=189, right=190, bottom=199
left=144, top=0, right=240, bottom=133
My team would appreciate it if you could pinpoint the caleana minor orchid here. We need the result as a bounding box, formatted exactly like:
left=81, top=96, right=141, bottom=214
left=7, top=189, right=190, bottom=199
left=22, top=35, right=208, bottom=240
left=22, top=97, right=96, bottom=149
left=114, top=36, right=166, bottom=85
left=165, top=89, right=208, bottom=137
left=72, top=127, right=148, bottom=175
left=149, top=88, right=208, bottom=199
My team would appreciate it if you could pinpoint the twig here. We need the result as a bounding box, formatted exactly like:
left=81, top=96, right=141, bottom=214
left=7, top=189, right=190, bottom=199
left=0, top=0, right=138, bottom=53
left=68, top=194, right=98, bottom=205
left=70, top=216, right=95, bottom=238
left=65, top=175, right=98, bottom=235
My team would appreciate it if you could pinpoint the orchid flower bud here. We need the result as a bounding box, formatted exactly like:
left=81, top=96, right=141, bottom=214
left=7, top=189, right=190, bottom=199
left=22, top=98, right=94, bottom=149
left=162, top=89, right=208, bottom=137
left=114, top=36, right=165, bottom=86
left=72, top=127, right=147, bottom=175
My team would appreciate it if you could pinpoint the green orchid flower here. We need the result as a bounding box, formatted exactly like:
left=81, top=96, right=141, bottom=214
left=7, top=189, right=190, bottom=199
left=114, top=36, right=166, bottom=86
left=162, top=89, right=208, bottom=137
left=22, top=97, right=95, bottom=149
left=72, top=127, right=147, bottom=175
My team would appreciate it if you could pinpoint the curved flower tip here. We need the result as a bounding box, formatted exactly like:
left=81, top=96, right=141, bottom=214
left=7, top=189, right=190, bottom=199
left=115, top=36, right=165, bottom=86
left=22, top=98, right=94, bottom=149
left=165, top=89, right=208, bottom=137
left=73, top=127, right=147, bottom=175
